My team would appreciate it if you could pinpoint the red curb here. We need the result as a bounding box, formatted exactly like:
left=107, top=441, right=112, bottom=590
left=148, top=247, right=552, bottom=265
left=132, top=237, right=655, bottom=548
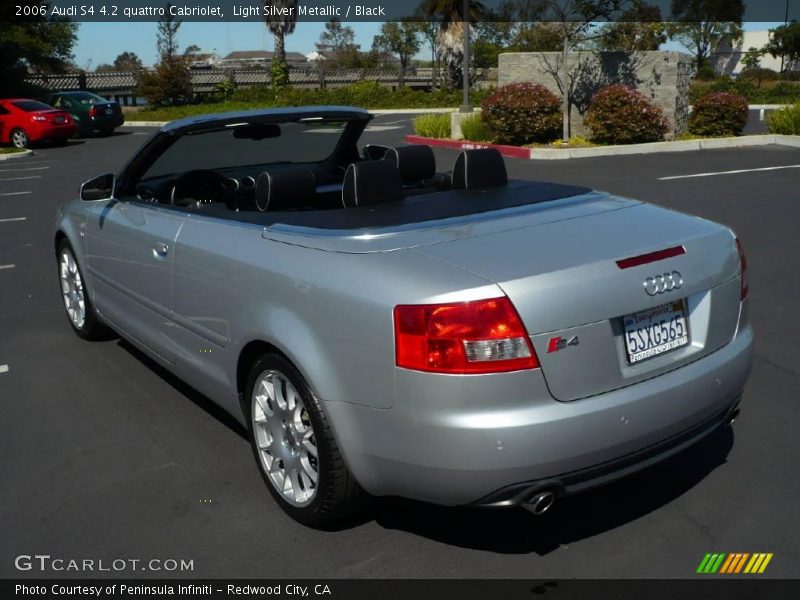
left=405, top=135, right=532, bottom=159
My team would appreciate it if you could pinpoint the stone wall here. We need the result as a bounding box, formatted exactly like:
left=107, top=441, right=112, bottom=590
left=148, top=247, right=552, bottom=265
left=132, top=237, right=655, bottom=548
left=498, top=51, right=693, bottom=139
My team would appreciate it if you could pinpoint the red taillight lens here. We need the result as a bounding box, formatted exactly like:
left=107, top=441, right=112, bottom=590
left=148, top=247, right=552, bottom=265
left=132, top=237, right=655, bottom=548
left=89, top=106, right=97, bottom=117
left=736, top=237, right=748, bottom=300
left=31, top=114, right=47, bottom=122
left=394, top=297, right=539, bottom=374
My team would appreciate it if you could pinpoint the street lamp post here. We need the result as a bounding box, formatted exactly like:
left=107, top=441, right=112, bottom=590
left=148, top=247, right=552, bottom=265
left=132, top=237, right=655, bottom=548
left=460, top=0, right=472, bottom=113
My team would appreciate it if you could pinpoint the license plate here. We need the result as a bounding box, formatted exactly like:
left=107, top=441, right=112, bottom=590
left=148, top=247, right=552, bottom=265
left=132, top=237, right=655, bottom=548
left=55, top=116, right=64, bottom=124
left=623, top=300, right=689, bottom=364
left=105, top=108, right=113, bottom=115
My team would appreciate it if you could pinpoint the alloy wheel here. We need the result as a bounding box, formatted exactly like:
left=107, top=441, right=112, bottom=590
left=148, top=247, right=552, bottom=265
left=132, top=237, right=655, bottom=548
left=60, top=249, right=86, bottom=329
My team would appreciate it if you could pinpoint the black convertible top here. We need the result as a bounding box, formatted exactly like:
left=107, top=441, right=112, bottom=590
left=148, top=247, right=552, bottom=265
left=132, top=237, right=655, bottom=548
left=195, top=180, right=593, bottom=231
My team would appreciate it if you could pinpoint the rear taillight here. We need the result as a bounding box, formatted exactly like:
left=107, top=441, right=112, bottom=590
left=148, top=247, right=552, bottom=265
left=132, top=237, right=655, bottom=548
left=394, top=297, right=539, bottom=374
left=31, top=115, right=46, bottom=122
left=89, top=106, right=97, bottom=117
left=736, top=237, right=748, bottom=300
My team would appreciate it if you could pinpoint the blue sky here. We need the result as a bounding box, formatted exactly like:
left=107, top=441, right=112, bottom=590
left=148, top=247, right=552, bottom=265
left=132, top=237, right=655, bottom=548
left=73, top=21, right=782, bottom=69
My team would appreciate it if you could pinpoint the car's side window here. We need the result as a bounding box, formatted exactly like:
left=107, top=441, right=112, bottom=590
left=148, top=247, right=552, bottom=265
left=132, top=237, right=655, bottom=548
left=62, top=99, right=72, bottom=108
left=0, top=105, right=9, bottom=115
left=51, top=97, right=62, bottom=108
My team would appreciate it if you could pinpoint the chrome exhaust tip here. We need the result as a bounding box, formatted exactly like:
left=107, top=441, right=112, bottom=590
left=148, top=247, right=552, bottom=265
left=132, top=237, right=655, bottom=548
left=725, top=408, right=741, bottom=425
left=523, top=490, right=557, bottom=516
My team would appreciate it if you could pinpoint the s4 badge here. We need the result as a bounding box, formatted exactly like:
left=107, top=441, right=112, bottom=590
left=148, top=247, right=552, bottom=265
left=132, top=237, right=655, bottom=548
left=547, top=335, right=580, bottom=353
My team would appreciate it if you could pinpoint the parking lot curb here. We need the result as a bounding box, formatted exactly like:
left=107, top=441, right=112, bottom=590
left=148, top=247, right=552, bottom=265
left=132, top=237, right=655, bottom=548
left=405, top=134, right=800, bottom=160
left=0, top=149, right=33, bottom=161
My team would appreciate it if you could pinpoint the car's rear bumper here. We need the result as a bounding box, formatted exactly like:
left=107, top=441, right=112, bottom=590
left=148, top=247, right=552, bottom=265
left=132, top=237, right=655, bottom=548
left=324, top=324, right=754, bottom=506
left=31, top=123, right=75, bottom=141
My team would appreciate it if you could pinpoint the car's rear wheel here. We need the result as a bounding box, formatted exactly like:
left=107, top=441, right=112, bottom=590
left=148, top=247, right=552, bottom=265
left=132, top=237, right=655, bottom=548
left=245, top=353, right=366, bottom=526
left=57, top=239, right=113, bottom=340
left=10, top=128, right=29, bottom=149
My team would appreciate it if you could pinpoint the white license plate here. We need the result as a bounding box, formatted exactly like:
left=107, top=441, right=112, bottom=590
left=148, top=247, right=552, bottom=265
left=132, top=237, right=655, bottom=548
left=105, top=108, right=113, bottom=115
left=623, top=300, right=689, bottom=364
left=54, top=116, right=64, bottom=124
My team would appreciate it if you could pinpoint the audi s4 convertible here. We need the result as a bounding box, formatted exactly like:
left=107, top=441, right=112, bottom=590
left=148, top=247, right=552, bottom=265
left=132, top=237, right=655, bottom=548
left=54, top=107, right=753, bottom=525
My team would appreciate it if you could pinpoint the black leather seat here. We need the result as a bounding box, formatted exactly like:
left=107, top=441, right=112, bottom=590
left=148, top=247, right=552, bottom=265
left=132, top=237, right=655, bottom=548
left=342, top=160, right=404, bottom=208
left=383, top=145, right=437, bottom=186
left=451, top=148, right=508, bottom=190
left=254, top=167, right=317, bottom=212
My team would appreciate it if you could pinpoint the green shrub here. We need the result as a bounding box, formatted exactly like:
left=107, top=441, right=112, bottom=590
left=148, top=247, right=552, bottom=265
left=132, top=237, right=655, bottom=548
left=781, top=71, right=800, bottom=81
left=413, top=113, right=451, bottom=138
left=766, top=81, right=800, bottom=103
left=480, top=83, right=561, bottom=145
left=694, top=65, right=718, bottom=81
left=767, top=103, right=800, bottom=135
left=460, top=113, right=490, bottom=141
left=584, top=84, right=670, bottom=144
left=738, top=67, right=781, bottom=83
left=688, top=92, right=749, bottom=137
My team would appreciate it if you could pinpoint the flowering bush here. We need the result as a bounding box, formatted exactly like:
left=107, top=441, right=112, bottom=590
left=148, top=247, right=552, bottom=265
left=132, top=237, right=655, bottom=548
left=480, top=83, right=562, bottom=145
left=585, top=85, right=670, bottom=145
left=688, top=92, right=749, bottom=137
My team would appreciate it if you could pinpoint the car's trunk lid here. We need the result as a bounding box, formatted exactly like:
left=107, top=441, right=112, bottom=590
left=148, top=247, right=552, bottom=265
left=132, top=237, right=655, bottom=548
left=415, top=202, right=742, bottom=401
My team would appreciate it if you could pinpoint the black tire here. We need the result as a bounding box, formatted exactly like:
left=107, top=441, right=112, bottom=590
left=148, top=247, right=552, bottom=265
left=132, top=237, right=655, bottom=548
left=10, top=128, right=29, bottom=149
left=57, top=239, right=114, bottom=341
left=245, top=353, right=367, bottom=526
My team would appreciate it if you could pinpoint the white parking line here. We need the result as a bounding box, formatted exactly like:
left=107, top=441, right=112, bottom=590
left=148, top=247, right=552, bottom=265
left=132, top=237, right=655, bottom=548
left=0, top=264, right=15, bottom=270
left=0, top=176, right=41, bottom=182
left=0, top=192, right=31, bottom=197
left=0, top=217, right=26, bottom=223
left=0, top=365, right=9, bottom=374
left=659, top=164, right=800, bottom=180
left=0, top=166, right=50, bottom=173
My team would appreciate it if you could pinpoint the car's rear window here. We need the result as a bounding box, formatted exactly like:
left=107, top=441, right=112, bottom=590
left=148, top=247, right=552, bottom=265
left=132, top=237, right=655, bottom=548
left=13, top=100, right=53, bottom=112
left=70, top=93, right=107, bottom=105
left=142, top=121, right=347, bottom=178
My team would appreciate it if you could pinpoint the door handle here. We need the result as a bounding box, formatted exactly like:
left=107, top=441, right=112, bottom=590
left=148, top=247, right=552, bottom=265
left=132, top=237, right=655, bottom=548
left=153, top=242, right=169, bottom=259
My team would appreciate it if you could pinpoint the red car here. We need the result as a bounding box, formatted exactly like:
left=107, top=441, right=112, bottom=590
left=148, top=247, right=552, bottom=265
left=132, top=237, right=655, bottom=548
left=0, top=98, right=76, bottom=148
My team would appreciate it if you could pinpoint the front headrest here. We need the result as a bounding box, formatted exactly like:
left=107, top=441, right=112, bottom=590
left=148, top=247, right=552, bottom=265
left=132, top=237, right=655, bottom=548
left=451, top=148, right=508, bottom=190
left=255, top=167, right=316, bottom=212
left=384, top=145, right=436, bottom=184
left=342, top=160, right=404, bottom=208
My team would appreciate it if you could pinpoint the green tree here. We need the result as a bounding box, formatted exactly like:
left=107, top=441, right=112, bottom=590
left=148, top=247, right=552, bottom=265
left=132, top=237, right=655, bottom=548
left=95, top=63, right=116, bottom=73
left=113, top=51, right=144, bottom=72
left=137, top=4, right=192, bottom=106
left=596, top=1, right=667, bottom=51
left=419, top=0, right=489, bottom=89
left=411, top=15, right=441, bottom=86
left=316, top=19, right=360, bottom=67
left=765, top=21, right=800, bottom=73
left=666, top=0, right=745, bottom=69
left=741, top=47, right=762, bottom=71
left=372, top=21, right=421, bottom=86
left=509, top=23, right=566, bottom=52
left=0, top=1, right=78, bottom=96
left=264, top=0, right=298, bottom=88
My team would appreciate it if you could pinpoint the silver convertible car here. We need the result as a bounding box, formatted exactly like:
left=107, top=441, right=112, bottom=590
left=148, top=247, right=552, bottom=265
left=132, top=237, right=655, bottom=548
left=55, top=106, right=753, bottom=525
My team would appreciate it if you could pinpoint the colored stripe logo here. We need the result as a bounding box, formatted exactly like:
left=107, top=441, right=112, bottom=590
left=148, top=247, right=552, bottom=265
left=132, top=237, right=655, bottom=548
left=697, top=553, right=773, bottom=574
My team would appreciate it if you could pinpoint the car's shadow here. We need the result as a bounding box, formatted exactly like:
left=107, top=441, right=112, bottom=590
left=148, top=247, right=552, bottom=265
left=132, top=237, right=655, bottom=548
left=117, top=338, right=734, bottom=554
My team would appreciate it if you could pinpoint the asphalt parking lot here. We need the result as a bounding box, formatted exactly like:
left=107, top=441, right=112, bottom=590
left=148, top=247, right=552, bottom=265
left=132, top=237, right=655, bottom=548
left=1, top=116, right=798, bottom=579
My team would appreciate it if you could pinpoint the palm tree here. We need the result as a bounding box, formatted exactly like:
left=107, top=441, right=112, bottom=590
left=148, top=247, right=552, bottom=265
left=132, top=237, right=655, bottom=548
left=264, top=0, right=299, bottom=85
left=421, top=0, right=484, bottom=89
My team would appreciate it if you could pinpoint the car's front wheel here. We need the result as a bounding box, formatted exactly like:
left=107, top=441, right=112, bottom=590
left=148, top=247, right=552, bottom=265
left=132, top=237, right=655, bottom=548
left=10, top=128, right=29, bottom=149
left=57, top=239, right=113, bottom=340
left=245, top=353, right=366, bottom=526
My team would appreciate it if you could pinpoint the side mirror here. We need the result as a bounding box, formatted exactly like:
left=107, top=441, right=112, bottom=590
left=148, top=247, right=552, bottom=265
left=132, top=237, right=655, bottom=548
left=362, top=144, right=392, bottom=160
left=80, top=173, right=115, bottom=201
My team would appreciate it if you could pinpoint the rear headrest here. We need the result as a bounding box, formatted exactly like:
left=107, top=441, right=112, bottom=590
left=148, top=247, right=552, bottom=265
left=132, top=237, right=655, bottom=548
left=342, top=160, right=404, bottom=208
left=451, top=148, right=508, bottom=190
left=255, top=167, right=316, bottom=212
left=384, top=145, right=436, bottom=184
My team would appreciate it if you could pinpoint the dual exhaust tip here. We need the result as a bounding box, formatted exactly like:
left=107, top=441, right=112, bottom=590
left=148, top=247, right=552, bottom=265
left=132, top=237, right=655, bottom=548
left=522, top=490, right=557, bottom=516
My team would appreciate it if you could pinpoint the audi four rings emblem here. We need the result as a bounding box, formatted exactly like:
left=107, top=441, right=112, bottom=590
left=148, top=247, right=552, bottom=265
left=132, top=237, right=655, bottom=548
left=643, top=271, right=683, bottom=296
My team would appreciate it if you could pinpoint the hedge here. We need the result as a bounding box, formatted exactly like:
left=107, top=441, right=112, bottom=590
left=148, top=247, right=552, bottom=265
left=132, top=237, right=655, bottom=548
left=585, top=84, right=670, bottom=144
left=688, top=92, right=749, bottom=137
left=480, top=83, right=562, bottom=145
